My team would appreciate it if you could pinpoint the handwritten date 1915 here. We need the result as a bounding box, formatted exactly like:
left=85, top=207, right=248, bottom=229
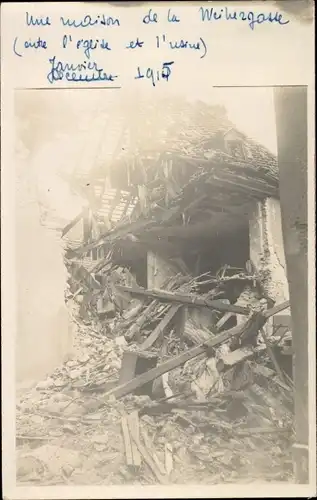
left=135, top=61, right=174, bottom=87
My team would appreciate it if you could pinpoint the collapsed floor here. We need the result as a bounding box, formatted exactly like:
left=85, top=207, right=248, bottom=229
left=16, top=258, right=294, bottom=485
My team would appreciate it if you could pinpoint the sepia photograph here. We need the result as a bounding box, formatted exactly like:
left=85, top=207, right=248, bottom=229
left=14, top=85, right=310, bottom=487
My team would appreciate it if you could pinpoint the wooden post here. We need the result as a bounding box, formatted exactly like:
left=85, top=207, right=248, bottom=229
left=274, top=87, right=309, bottom=483
left=175, top=306, right=188, bottom=349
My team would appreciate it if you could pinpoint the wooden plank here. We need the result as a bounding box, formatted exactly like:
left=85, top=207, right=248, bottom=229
left=161, top=372, right=173, bottom=399
left=117, top=285, right=250, bottom=315
left=140, top=427, right=166, bottom=476
left=127, top=412, right=141, bottom=467
left=175, top=306, right=188, bottom=348
left=108, top=189, right=122, bottom=221
left=139, top=304, right=181, bottom=350
left=263, top=300, right=290, bottom=319
left=61, top=209, right=85, bottom=238
left=83, top=208, right=93, bottom=244
left=260, top=327, right=287, bottom=383
left=129, top=427, right=168, bottom=484
left=216, top=347, right=255, bottom=372
left=104, top=302, right=290, bottom=400
left=121, top=416, right=134, bottom=467
left=73, top=206, right=180, bottom=255
left=216, top=312, right=235, bottom=330
left=165, top=443, right=173, bottom=475
left=119, top=192, right=133, bottom=222
left=125, top=300, right=158, bottom=341
left=74, top=265, right=102, bottom=290
left=104, top=313, right=260, bottom=400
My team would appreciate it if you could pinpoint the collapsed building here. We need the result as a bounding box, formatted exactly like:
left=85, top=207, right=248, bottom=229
left=65, top=96, right=290, bottom=335
left=16, top=97, right=295, bottom=485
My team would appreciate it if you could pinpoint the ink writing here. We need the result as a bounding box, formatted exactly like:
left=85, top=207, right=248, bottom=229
left=60, top=14, right=120, bottom=28
left=142, top=8, right=158, bottom=24
left=199, top=6, right=290, bottom=30
left=126, top=38, right=144, bottom=49
left=156, top=35, right=207, bottom=59
left=47, top=56, right=118, bottom=84
left=26, top=12, right=51, bottom=27
left=13, top=36, right=47, bottom=57
left=13, top=6, right=291, bottom=88
left=167, top=9, right=180, bottom=23
left=135, top=61, right=174, bottom=87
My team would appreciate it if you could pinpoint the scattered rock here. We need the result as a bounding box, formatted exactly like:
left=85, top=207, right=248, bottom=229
left=51, top=392, right=72, bottom=403
left=115, top=336, right=128, bottom=347
left=36, top=378, right=55, bottom=390
left=17, top=444, right=82, bottom=479
left=53, top=378, right=67, bottom=388
left=93, top=442, right=107, bottom=452
left=62, top=464, right=75, bottom=478
left=62, top=424, right=78, bottom=434
left=82, top=338, right=92, bottom=347
left=92, top=433, right=109, bottom=445
left=61, top=402, right=86, bottom=417
left=29, top=414, right=45, bottom=425
left=78, top=353, right=90, bottom=364
left=17, top=455, right=45, bottom=481
left=68, top=368, right=85, bottom=380
left=49, top=429, right=64, bottom=438
left=66, top=360, right=78, bottom=368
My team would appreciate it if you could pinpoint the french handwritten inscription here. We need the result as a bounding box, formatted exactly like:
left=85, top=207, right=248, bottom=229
left=12, top=7, right=290, bottom=86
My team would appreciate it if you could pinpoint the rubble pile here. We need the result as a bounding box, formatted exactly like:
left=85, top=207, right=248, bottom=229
left=16, top=97, right=293, bottom=485
left=16, top=257, right=294, bottom=485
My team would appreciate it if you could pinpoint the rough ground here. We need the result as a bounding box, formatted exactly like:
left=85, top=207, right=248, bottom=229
left=16, top=317, right=294, bottom=486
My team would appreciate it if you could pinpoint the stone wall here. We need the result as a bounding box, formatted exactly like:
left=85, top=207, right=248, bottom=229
left=249, top=196, right=290, bottom=304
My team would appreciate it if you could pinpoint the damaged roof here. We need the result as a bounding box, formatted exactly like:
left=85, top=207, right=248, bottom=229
left=66, top=97, right=279, bottom=253
left=113, top=96, right=278, bottom=179
left=73, top=96, right=277, bottom=184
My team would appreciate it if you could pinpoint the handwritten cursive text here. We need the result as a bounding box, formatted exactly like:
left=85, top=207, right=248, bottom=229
left=199, top=6, right=290, bottom=30
left=47, top=56, right=118, bottom=84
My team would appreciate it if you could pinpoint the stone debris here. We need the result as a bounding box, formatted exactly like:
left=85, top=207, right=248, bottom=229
left=16, top=263, right=294, bottom=485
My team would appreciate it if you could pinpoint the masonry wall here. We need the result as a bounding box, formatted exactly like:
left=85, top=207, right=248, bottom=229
left=249, top=196, right=289, bottom=304
left=15, top=146, right=74, bottom=385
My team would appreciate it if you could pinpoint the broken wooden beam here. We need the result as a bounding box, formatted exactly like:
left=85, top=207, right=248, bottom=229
left=129, top=427, right=169, bottom=484
left=262, top=300, right=290, bottom=319
left=216, top=346, right=256, bottom=372
left=260, top=327, right=287, bottom=384
left=140, top=427, right=166, bottom=476
left=72, top=264, right=102, bottom=290
left=139, top=304, right=182, bottom=350
left=127, top=412, right=141, bottom=467
left=61, top=209, right=86, bottom=238
left=72, top=206, right=181, bottom=255
left=116, top=285, right=250, bottom=315
left=121, top=416, right=134, bottom=467
left=118, top=351, right=158, bottom=397
left=104, top=314, right=258, bottom=400
left=124, top=275, right=179, bottom=341
left=104, top=301, right=290, bottom=400
left=216, top=311, right=236, bottom=331
left=175, top=306, right=188, bottom=349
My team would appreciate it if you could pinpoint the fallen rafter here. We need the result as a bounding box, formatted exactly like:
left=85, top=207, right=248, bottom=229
left=116, top=285, right=250, bottom=315
left=103, top=301, right=290, bottom=400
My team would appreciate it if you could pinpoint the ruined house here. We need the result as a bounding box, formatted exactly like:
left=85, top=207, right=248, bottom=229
left=64, top=97, right=289, bottom=325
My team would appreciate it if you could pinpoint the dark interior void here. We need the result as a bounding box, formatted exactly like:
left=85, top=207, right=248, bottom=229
left=110, top=219, right=250, bottom=294
left=181, top=222, right=250, bottom=277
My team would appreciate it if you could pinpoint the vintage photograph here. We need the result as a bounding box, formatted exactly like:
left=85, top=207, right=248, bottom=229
left=14, top=86, right=309, bottom=486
